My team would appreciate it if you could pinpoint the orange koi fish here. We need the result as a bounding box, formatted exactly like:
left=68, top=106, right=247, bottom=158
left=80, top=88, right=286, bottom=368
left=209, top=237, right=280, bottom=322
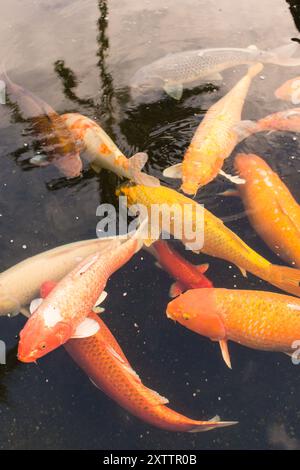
left=235, top=108, right=300, bottom=138
left=39, top=281, right=235, bottom=432
left=275, top=76, right=300, bottom=103
left=18, top=219, right=146, bottom=362
left=147, top=240, right=212, bottom=297
left=163, top=63, right=263, bottom=194
left=117, top=183, right=300, bottom=297
left=234, top=153, right=300, bottom=268
left=2, top=71, right=82, bottom=178
left=61, top=113, right=160, bottom=186
left=167, top=288, right=300, bottom=368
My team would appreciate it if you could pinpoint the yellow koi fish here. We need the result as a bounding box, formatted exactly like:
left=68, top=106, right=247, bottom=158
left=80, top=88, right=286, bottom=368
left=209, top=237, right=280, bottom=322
left=62, top=113, right=160, bottom=187
left=116, top=183, right=300, bottom=297
left=163, top=63, right=263, bottom=195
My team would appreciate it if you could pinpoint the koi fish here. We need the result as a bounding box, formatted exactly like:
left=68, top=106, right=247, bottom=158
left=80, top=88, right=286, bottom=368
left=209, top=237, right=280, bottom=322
left=163, top=63, right=262, bottom=194
left=61, top=113, right=160, bottom=187
left=2, top=71, right=82, bottom=178
left=130, top=43, right=300, bottom=101
left=39, top=281, right=235, bottom=433
left=0, top=237, right=120, bottom=316
left=17, top=217, right=147, bottom=362
left=167, top=288, right=300, bottom=368
left=234, top=153, right=300, bottom=268
left=116, top=183, right=300, bottom=297
left=275, top=75, right=300, bottom=103
left=235, top=108, right=300, bottom=139
left=147, top=240, right=212, bottom=297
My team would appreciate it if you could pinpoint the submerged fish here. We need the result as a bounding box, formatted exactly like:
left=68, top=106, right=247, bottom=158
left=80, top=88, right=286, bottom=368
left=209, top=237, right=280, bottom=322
left=275, top=75, right=300, bottom=103
left=62, top=113, right=160, bottom=187
left=163, top=63, right=262, bottom=194
left=2, top=71, right=82, bottom=178
left=18, top=218, right=147, bottom=362
left=131, top=43, right=300, bottom=100
left=116, top=183, right=300, bottom=297
left=0, top=238, right=118, bottom=316
left=236, top=108, right=300, bottom=138
left=40, top=281, right=234, bottom=432
left=234, top=153, right=300, bottom=268
left=167, top=288, right=300, bottom=368
left=147, top=240, right=212, bottom=297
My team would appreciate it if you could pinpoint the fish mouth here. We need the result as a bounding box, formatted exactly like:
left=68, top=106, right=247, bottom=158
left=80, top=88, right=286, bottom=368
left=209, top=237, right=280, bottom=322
left=17, top=349, right=39, bottom=363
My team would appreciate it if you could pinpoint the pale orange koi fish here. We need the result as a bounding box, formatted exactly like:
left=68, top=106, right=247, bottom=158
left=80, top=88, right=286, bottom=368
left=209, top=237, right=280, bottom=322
left=40, top=281, right=235, bottom=433
left=167, top=288, right=300, bottom=368
left=235, top=107, right=300, bottom=138
left=61, top=113, right=160, bottom=186
left=234, top=153, right=300, bottom=268
left=163, top=63, right=263, bottom=194
left=18, top=219, right=147, bottom=362
left=275, top=76, right=300, bottom=103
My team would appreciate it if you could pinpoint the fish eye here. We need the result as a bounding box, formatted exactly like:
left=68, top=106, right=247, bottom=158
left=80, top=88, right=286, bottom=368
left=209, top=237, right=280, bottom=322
left=39, top=342, right=47, bottom=350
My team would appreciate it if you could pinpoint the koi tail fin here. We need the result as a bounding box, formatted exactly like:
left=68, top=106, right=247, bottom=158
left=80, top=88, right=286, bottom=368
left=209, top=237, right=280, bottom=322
left=128, top=152, right=161, bottom=187
left=263, top=42, right=300, bottom=66
left=268, top=264, right=300, bottom=297
left=188, top=415, right=238, bottom=433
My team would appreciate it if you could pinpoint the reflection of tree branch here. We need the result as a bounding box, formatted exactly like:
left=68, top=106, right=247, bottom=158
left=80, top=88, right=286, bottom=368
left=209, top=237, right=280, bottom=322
left=96, top=0, right=116, bottom=133
left=286, top=1, right=300, bottom=34
left=54, top=60, right=95, bottom=108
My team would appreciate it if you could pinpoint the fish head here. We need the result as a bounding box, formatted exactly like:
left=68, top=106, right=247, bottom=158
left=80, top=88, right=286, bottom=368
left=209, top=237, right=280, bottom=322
left=234, top=153, right=266, bottom=180
left=18, top=311, right=72, bottom=362
left=166, top=289, right=225, bottom=340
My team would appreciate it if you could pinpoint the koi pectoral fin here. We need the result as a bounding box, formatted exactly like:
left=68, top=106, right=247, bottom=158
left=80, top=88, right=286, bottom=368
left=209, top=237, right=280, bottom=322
left=219, top=169, right=245, bottom=185
left=163, top=82, right=183, bottom=100
left=219, top=340, right=232, bottom=369
left=71, top=317, right=100, bottom=339
left=163, top=162, right=182, bottom=179
left=128, top=152, right=161, bottom=187
left=169, top=281, right=185, bottom=298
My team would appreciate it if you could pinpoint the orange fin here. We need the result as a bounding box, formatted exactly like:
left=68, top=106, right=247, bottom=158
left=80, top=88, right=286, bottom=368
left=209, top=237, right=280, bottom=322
left=219, top=340, right=232, bottom=369
left=128, top=152, right=160, bottom=187
left=189, top=415, right=238, bottom=432
left=218, top=189, right=240, bottom=198
left=196, top=263, right=209, bottom=274
left=237, top=266, right=247, bottom=278
left=169, top=281, right=185, bottom=298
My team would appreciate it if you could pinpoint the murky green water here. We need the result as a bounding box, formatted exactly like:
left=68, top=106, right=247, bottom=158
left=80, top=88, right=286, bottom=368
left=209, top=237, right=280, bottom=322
left=0, top=0, right=300, bottom=450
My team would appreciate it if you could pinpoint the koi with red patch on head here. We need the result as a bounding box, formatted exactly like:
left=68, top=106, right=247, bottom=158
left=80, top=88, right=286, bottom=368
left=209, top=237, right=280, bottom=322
left=18, top=219, right=147, bottom=362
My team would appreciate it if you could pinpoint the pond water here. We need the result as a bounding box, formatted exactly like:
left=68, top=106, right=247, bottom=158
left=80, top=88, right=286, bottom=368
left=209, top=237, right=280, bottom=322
left=0, top=0, right=300, bottom=450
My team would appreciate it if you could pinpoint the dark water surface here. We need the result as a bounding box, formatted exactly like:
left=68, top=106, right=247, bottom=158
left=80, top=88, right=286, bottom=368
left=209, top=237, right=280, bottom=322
left=1, top=0, right=300, bottom=450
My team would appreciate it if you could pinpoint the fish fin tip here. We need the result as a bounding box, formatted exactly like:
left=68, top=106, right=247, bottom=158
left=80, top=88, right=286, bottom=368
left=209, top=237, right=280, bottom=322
left=162, top=162, right=182, bottom=179
left=196, top=263, right=210, bottom=274
left=128, top=153, right=161, bottom=187
left=163, top=82, right=183, bottom=100
left=169, top=281, right=184, bottom=298
left=72, top=318, right=100, bottom=339
left=219, top=340, right=232, bottom=369
left=219, top=169, right=245, bottom=185
left=29, top=297, right=43, bottom=315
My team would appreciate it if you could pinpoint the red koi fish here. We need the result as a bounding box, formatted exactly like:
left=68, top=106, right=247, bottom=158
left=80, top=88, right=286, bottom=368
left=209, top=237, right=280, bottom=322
left=147, top=240, right=212, bottom=297
left=40, top=281, right=236, bottom=433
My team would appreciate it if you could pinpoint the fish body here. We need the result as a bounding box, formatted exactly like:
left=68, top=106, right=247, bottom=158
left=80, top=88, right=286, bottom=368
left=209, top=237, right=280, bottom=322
left=62, top=113, right=160, bottom=187
left=167, top=288, right=300, bottom=358
left=18, top=228, right=144, bottom=362
left=131, top=43, right=300, bottom=100
left=0, top=238, right=118, bottom=316
left=275, top=76, right=300, bottom=103
left=148, top=240, right=212, bottom=297
left=37, top=281, right=235, bottom=432
left=163, top=63, right=262, bottom=194
left=236, top=108, right=300, bottom=139
left=3, top=72, right=82, bottom=178
left=117, top=183, right=300, bottom=297
left=234, top=153, right=300, bottom=267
